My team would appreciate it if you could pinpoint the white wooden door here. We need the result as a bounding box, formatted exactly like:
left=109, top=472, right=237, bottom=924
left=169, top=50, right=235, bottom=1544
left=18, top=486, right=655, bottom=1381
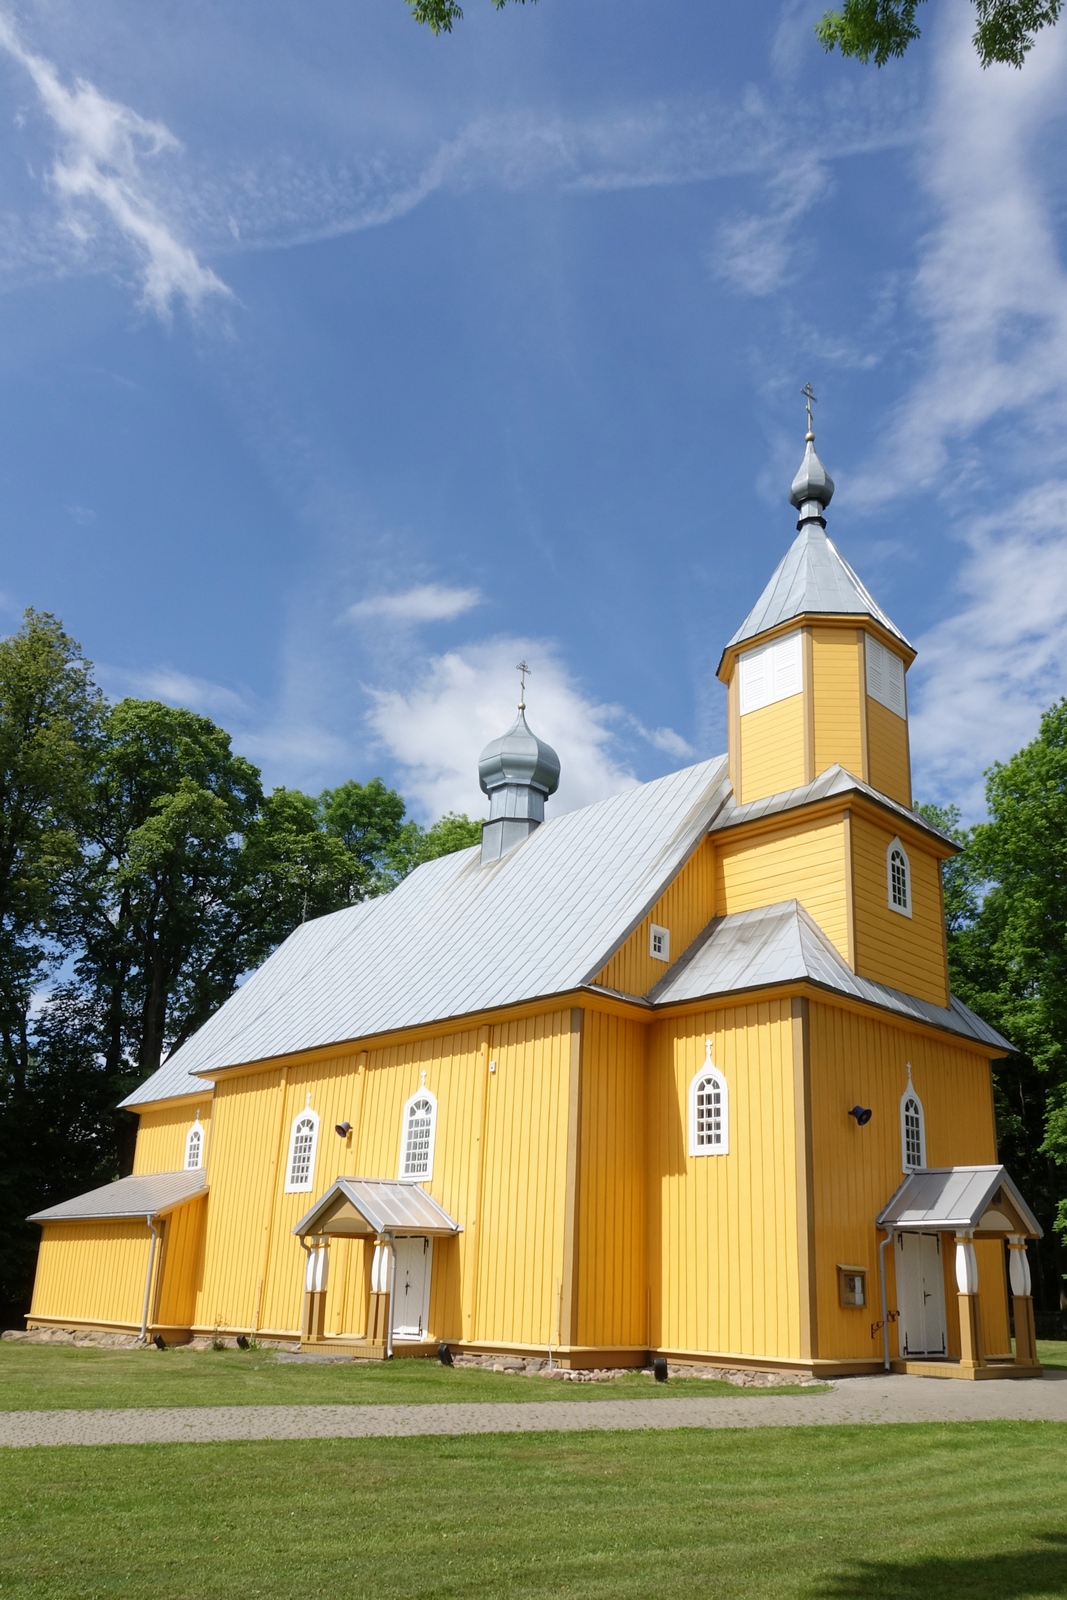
left=393, top=1236, right=433, bottom=1340
left=897, top=1232, right=947, bottom=1357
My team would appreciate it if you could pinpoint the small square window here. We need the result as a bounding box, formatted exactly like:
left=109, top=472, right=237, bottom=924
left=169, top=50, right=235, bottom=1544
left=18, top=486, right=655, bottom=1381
left=650, top=924, right=670, bottom=962
left=838, top=1266, right=867, bottom=1309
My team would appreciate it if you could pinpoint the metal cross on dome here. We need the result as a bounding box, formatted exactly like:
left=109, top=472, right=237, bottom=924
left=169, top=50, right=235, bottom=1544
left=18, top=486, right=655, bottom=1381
left=516, top=659, right=530, bottom=711
left=802, top=382, right=818, bottom=437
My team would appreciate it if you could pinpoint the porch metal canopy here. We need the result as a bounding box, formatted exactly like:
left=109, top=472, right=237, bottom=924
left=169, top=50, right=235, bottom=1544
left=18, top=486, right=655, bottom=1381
left=293, top=1178, right=462, bottom=1240
left=27, top=1170, right=207, bottom=1224
left=876, top=1166, right=1041, bottom=1238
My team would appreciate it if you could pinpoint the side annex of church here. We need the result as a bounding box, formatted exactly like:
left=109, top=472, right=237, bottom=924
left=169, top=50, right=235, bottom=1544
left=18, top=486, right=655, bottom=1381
left=26, top=425, right=1043, bottom=1379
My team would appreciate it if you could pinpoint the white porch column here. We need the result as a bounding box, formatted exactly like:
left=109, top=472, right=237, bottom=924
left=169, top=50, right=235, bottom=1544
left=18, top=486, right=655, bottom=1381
left=1008, top=1235, right=1038, bottom=1365
left=954, top=1232, right=984, bottom=1369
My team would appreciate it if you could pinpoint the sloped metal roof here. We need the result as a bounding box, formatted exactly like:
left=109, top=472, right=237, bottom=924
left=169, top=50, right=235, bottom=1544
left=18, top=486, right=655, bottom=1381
left=724, top=525, right=910, bottom=654
left=710, top=764, right=958, bottom=852
left=876, top=1166, right=1041, bottom=1236
left=292, top=1178, right=461, bottom=1238
left=122, top=757, right=731, bottom=1106
left=28, top=1170, right=207, bottom=1224
left=648, top=900, right=1012, bottom=1051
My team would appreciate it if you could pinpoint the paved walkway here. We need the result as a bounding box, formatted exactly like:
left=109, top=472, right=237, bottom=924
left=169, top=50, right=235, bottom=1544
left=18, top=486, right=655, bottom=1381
left=2, top=1371, right=1066, bottom=1447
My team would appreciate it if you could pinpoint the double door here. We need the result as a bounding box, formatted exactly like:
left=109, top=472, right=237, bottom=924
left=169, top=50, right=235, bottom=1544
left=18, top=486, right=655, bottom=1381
left=896, top=1231, right=947, bottom=1357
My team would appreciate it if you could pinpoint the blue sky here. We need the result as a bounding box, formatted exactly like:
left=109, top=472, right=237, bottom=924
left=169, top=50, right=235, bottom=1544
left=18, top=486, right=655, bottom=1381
left=1, top=0, right=1066, bottom=823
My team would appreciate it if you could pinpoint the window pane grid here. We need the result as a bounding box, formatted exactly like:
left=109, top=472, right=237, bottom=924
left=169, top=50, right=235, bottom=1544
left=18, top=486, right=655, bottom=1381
left=695, top=1077, right=722, bottom=1147
left=402, top=1098, right=434, bottom=1178
left=903, top=1097, right=924, bottom=1168
left=890, top=848, right=909, bottom=909
left=289, top=1118, right=316, bottom=1188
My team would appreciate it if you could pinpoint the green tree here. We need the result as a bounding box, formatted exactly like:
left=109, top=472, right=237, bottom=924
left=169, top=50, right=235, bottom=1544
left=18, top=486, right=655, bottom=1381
left=407, top=0, right=530, bottom=34
left=0, top=611, right=104, bottom=1323
left=816, top=0, right=1061, bottom=68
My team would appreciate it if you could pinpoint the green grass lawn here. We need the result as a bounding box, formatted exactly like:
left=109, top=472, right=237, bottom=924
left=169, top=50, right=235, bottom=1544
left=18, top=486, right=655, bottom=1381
left=1039, top=1339, right=1067, bottom=1369
left=1, top=1423, right=1065, bottom=1598
left=0, top=1342, right=823, bottom=1411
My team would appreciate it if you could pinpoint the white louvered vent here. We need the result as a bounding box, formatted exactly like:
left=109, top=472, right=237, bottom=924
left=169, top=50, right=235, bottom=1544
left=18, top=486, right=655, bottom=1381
left=865, top=633, right=906, bottom=719
left=738, top=630, right=802, bottom=716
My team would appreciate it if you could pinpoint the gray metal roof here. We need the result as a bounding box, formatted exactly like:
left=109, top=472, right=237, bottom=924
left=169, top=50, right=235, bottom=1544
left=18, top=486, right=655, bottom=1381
left=122, top=757, right=732, bottom=1106
left=28, top=1170, right=207, bottom=1224
left=292, top=1178, right=462, bottom=1238
left=876, top=1167, right=1042, bottom=1237
left=648, top=900, right=1012, bottom=1051
left=724, top=525, right=910, bottom=653
left=710, top=764, right=958, bottom=852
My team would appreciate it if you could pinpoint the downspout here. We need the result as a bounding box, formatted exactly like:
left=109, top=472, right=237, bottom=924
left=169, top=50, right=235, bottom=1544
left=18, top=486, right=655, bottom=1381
left=140, top=1216, right=162, bottom=1344
left=878, top=1229, right=894, bottom=1372
left=385, top=1231, right=397, bottom=1360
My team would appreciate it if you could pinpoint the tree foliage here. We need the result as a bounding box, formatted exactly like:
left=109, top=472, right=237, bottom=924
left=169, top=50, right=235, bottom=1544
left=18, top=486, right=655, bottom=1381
left=816, top=0, right=1063, bottom=68
left=406, top=0, right=530, bottom=32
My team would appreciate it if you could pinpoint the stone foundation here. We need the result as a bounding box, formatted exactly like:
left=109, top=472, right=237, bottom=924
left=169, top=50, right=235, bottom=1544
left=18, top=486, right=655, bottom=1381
left=449, top=1352, right=822, bottom=1387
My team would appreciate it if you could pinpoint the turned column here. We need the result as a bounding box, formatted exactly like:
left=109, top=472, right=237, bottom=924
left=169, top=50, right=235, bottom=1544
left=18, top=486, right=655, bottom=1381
left=302, top=1236, right=329, bottom=1342
left=1008, top=1235, right=1038, bottom=1366
left=955, top=1232, right=985, bottom=1370
left=368, top=1239, right=392, bottom=1346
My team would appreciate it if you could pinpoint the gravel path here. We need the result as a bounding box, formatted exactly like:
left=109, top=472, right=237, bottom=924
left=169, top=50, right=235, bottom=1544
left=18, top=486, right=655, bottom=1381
left=2, top=1371, right=1066, bottom=1447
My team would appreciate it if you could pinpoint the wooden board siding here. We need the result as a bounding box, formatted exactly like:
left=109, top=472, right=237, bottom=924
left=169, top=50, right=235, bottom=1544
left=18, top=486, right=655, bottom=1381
left=133, top=1101, right=212, bottom=1176
left=648, top=1001, right=803, bottom=1362
left=30, top=1221, right=151, bottom=1330
left=812, top=627, right=865, bottom=781
left=807, top=1001, right=1002, bottom=1363
left=593, top=838, right=716, bottom=997
left=576, top=1011, right=648, bottom=1349
left=154, top=1195, right=208, bottom=1329
left=474, top=1011, right=574, bottom=1348
left=715, top=816, right=850, bottom=962
left=850, top=814, right=948, bottom=1006
left=866, top=695, right=911, bottom=806
left=739, top=694, right=806, bottom=803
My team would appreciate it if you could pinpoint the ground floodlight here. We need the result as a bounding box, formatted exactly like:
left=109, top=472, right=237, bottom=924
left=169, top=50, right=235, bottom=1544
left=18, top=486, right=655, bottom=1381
left=849, top=1105, right=873, bottom=1126
left=236, top=1334, right=250, bottom=1350
left=652, top=1357, right=669, bottom=1383
left=153, top=1334, right=166, bottom=1351
left=437, top=1343, right=454, bottom=1367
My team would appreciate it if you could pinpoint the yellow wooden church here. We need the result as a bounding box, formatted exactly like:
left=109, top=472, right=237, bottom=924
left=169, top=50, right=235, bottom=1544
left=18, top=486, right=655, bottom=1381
left=26, top=425, right=1043, bottom=1379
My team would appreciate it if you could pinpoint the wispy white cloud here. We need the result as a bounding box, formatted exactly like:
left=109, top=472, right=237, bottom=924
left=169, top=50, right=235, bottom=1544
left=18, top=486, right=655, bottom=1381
left=345, top=583, right=483, bottom=624
left=100, top=664, right=250, bottom=721
left=714, top=153, right=831, bottom=296
left=852, top=7, right=1067, bottom=505
left=910, top=487, right=1067, bottom=813
left=0, top=11, right=230, bottom=316
left=366, top=636, right=636, bottom=822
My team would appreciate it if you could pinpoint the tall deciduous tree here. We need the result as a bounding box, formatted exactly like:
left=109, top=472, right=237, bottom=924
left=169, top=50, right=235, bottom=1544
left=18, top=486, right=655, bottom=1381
left=816, top=0, right=1061, bottom=68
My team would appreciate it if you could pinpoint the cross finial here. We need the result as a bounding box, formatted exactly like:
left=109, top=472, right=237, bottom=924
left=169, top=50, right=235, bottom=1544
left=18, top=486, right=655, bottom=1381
left=516, top=659, right=530, bottom=712
left=801, top=382, right=817, bottom=441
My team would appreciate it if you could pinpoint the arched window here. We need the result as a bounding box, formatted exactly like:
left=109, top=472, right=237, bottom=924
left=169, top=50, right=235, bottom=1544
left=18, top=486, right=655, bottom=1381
left=399, top=1089, right=437, bottom=1181
left=900, top=1071, right=926, bottom=1172
left=887, top=837, right=912, bottom=917
left=184, top=1118, right=204, bottom=1171
left=285, top=1109, right=320, bottom=1193
left=689, top=1044, right=729, bottom=1157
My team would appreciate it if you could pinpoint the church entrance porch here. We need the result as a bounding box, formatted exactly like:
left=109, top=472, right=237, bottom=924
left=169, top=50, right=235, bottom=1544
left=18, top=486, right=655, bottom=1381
left=877, top=1165, right=1043, bottom=1380
left=292, top=1177, right=460, bottom=1358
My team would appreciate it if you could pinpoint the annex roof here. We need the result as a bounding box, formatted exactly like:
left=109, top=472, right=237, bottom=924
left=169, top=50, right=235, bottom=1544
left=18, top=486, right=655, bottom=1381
left=723, top=524, right=910, bottom=657
left=28, top=1170, right=207, bottom=1225
left=876, top=1167, right=1042, bottom=1237
left=293, top=1178, right=462, bottom=1239
left=709, top=764, right=958, bottom=852
left=122, top=756, right=732, bottom=1107
left=648, top=900, right=1011, bottom=1052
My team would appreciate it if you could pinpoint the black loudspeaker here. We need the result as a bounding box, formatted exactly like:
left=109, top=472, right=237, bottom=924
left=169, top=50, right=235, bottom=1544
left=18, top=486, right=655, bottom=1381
left=652, top=1356, right=669, bottom=1383
left=437, top=1343, right=454, bottom=1367
left=849, top=1105, right=873, bottom=1126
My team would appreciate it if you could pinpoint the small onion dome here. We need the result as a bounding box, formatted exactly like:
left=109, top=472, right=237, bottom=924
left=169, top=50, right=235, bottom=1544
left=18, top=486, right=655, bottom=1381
left=478, top=709, right=561, bottom=798
left=789, top=438, right=835, bottom=513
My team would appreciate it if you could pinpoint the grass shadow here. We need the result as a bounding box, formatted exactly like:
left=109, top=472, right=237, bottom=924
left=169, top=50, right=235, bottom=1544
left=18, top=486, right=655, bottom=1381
left=814, top=1532, right=1067, bottom=1598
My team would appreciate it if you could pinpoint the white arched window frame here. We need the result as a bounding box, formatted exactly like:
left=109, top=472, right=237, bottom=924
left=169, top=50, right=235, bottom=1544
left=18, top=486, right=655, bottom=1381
left=886, top=837, right=912, bottom=918
left=184, top=1118, right=204, bottom=1171
left=900, top=1072, right=926, bottom=1172
left=399, top=1089, right=438, bottom=1182
left=688, top=1045, right=729, bottom=1157
left=284, top=1109, right=320, bottom=1193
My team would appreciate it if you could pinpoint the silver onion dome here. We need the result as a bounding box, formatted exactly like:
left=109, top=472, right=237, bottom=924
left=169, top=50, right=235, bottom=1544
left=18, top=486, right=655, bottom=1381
left=789, top=436, right=835, bottom=527
left=478, top=709, right=561, bottom=800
